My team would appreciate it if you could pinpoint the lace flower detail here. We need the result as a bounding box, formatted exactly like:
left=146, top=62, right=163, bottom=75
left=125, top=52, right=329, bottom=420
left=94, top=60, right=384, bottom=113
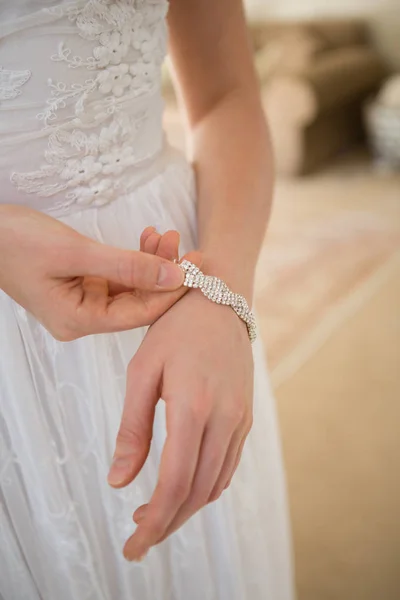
left=11, top=0, right=169, bottom=210
left=98, top=64, right=133, bottom=96
left=75, top=178, right=114, bottom=207
left=60, top=156, right=103, bottom=186
left=0, top=66, right=31, bottom=102
left=120, top=14, right=145, bottom=44
left=93, top=31, right=130, bottom=67
left=130, top=62, right=156, bottom=88
left=99, top=144, right=136, bottom=175
left=132, top=28, right=159, bottom=62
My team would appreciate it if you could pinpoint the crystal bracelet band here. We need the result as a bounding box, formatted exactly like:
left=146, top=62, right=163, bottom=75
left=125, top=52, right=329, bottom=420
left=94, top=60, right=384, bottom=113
left=179, top=260, right=257, bottom=343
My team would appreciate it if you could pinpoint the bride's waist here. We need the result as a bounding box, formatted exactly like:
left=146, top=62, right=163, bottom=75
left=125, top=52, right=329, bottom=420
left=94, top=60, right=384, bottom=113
left=0, top=141, right=182, bottom=218
left=0, top=93, right=170, bottom=216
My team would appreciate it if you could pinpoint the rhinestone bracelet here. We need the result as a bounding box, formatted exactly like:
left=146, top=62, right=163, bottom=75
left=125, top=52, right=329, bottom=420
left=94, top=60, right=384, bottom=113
left=179, top=260, right=257, bottom=343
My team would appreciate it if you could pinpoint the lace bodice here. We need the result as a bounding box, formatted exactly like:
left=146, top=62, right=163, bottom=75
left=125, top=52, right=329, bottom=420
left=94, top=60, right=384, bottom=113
left=0, top=0, right=170, bottom=216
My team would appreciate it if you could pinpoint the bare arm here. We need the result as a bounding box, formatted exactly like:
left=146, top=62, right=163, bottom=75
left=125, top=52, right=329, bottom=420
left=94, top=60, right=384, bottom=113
left=112, top=0, right=271, bottom=561
left=168, top=0, right=273, bottom=301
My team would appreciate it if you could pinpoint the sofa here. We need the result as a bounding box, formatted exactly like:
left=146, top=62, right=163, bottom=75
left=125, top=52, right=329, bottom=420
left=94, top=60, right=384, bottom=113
left=251, top=19, right=387, bottom=175
left=163, top=19, right=387, bottom=177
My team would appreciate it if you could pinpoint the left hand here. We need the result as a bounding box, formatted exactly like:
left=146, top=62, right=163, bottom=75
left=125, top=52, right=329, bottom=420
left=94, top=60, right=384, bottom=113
left=107, top=288, right=254, bottom=561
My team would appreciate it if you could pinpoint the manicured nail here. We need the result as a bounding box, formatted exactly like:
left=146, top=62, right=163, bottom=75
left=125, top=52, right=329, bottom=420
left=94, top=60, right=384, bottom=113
left=107, top=456, right=132, bottom=486
left=157, top=262, right=184, bottom=289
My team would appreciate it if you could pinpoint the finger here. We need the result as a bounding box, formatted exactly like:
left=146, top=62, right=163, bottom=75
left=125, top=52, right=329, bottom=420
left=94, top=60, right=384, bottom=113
left=208, top=428, right=246, bottom=502
left=78, top=275, right=133, bottom=309
left=107, top=353, right=161, bottom=488
left=77, top=275, right=117, bottom=335
left=156, top=230, right=180, bottom=261
left=150, top=410, right=240, bottom=544
left=123, top=397, right=205, bottom=561
left=133, top=504, right=147, bottom=524
left=132, top=428, right=232, bottom=536
left=135, top=250, right=203, bottom=324
left=144, top=232, right=162, bottom=256
left=140, top=226, right=157, bottom=252
left=83, top=250, right=203, bottom=333
left=79, top=241, right=184, bottom=291
left=71, top=251, right=204, bottom=336
left=108, top=229, right=163, bottom=295
left=109, top=230, right=179, bottom=294
left=214, top=412, right=252, bottom=497
left=223, top=435, right=247, bottom=492
left=107, top=281, right=134, bottom=296
left=83, top=292, right=152, bottom=333
left=80, top=275, right=109, bottom=305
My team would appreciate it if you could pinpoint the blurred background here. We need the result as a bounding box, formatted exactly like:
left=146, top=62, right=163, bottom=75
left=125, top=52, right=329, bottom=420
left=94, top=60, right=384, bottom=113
left=163, top=2, right=400, bottom=599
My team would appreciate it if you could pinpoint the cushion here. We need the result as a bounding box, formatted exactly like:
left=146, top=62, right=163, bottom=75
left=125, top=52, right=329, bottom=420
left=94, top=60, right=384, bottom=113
left=254, top=29, right=325, bottom=82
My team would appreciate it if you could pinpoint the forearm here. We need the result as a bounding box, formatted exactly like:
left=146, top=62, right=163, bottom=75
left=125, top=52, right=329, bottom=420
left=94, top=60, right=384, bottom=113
left=190, top=89, right=273, bottom=303
left=167, top=0, right=273, bottom=302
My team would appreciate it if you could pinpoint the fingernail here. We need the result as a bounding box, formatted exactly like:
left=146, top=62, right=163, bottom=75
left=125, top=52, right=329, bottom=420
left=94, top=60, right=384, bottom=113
left=136, top=550, right=148, bottom=562
left=123, top=542, right=149, bottom=562
left=134, top=549, right=148, bottom=562
left=124, top=549, right=148, bottom=562
left=157, top=262, right=184, bottom=289
left=107, top=456, right=132, bottom=486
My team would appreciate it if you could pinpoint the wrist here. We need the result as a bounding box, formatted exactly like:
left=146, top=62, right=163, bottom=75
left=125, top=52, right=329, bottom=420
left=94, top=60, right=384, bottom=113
left=199, top=251, right=255, bottom=305
left=179, top=259, right=257, bottom=342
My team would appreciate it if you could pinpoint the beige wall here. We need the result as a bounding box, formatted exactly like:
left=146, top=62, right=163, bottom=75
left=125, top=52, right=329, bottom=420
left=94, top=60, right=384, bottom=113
left=245, top=0, right=400, bottom=69
left=246, top=0, right=398, bottom=19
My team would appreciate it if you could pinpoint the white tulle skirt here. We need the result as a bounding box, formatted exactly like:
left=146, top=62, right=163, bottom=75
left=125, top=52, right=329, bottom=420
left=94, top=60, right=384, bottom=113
left=0, top=151, right=294, bottom=600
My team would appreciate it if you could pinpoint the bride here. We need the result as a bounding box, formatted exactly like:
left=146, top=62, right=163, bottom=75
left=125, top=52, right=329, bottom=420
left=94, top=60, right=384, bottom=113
left=0, top=1, right=294, bottom=598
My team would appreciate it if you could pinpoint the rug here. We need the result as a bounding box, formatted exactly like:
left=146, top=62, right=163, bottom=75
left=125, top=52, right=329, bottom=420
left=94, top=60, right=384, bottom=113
left=255, top=211, right=400, bottom=379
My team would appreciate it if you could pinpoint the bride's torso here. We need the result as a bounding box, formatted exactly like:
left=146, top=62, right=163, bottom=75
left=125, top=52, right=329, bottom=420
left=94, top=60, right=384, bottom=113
left=0, top=0, right=170, bottom=216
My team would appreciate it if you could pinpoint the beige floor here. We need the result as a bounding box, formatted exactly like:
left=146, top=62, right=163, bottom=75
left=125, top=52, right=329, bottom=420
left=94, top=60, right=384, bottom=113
left=261, top=154, right=400, bottom=600
left=277, top=263, right=400, bottom=600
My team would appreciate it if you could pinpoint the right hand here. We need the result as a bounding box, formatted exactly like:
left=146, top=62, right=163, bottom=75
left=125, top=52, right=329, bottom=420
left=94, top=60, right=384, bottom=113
left=0, top=205, right=200, bottom=341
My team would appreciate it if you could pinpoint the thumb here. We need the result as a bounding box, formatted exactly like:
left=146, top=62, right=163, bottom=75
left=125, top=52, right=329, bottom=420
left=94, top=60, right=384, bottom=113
left=108, top=355, right=160, bottom=488
left=77, top=240, right=185, bottom=291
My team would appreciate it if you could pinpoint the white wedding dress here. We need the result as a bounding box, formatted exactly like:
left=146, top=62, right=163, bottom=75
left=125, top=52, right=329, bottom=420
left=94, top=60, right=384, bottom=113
left=0, top=2, right=294, bottom=599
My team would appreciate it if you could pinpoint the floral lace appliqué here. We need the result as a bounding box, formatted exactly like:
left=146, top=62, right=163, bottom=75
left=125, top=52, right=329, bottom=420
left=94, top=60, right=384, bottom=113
left=0, top=66, right=31, bottom=102
left=10, top=0, right=169, bottom=210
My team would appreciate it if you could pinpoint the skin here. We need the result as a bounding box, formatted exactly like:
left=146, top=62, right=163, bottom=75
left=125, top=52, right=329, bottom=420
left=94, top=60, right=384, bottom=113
left=109, top=0, right=274, bottom=561
left=0, top=205, right=201, bottom=340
